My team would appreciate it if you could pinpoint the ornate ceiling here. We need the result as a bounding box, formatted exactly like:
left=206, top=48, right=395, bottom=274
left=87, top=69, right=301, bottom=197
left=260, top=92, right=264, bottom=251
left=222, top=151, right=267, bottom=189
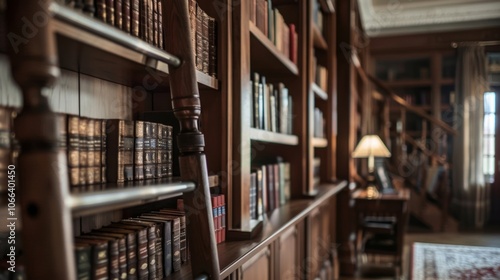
left=358, top=0, right=500, bottom=37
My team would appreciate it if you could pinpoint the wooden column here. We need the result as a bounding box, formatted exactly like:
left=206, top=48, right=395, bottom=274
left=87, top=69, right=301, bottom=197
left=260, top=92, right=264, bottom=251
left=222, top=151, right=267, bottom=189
left=7, top=0, right=76, bottom=279
left=335, top=0, right=357, bottom=276
left=164, top=0, right=220, bottom=278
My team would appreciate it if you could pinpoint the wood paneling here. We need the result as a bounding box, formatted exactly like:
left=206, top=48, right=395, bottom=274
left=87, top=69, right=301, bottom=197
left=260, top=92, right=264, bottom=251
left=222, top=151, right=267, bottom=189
left=278, top=225, right=299, bottom=279
left=241, top=246, right=272, bottom=280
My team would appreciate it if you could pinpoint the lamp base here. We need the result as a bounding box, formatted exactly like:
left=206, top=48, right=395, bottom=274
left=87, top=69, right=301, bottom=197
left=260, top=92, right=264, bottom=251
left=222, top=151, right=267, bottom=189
left=365, top=173, right=380, bottom=198
left=365, top=184, right=380, bottom=199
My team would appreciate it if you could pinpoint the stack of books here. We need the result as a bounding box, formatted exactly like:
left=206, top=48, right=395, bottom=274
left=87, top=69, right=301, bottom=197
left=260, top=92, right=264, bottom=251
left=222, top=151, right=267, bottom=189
left=75, top=207, right=190, bottom=279
left=251, top=72, right=293, bottom=134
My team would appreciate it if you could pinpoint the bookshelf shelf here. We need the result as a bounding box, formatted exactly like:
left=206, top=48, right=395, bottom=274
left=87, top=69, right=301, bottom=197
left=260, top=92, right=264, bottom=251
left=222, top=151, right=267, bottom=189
left=249, top=23, right=299, bottom=76
left=312, top=137, right=328, bottom=148
left=381, top=79, right=433, bottom=87
left=166, top=182, right=348, bottom=280
left=249, top=128, right=299, bottom=145
left=69, top=179, right=195, bottom=217
left=52, top=3, right=219, bottom=90
left=312, top=83, right=328, bottom=100
left=312, top=23, right=328, bottom=50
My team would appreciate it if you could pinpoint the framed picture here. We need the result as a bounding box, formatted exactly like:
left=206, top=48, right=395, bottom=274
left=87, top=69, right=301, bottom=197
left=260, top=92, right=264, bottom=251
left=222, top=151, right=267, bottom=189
left=374, top=159, right=396, bottom=194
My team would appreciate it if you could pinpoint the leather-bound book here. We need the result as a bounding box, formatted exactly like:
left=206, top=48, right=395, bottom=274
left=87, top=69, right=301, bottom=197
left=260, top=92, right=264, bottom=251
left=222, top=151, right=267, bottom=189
left=90, top=231, right=128, bottom=280
left=208, top=17, right=217, bottom=77
left=96, top=227, right=138, bottom=280
left=105, top=0, right=115, bottom=25
left=147, top=0, right=154, bottom=44
left=73, top=243, right=91, bottom=280
left=152, top=0, right=158, bottom=47
left=119, top=220, right=158, bottom=279
left=195, top=5, right=203, bottom=71
left=122, top=0, right=131, bottom=33
left=80, top=235, right=120, bottom=280
left=87, top=119, right=96, bottom=185
left=143, top=122, right=157, bottom=179
left=138, top=0, right=147, bottom=41
left=131, top=0, right=140, bottom=37
left=93, top=120, right=102, bottom=185
left=136, top=216, right=171, bottom=277
left=67, top=116, right=80, bottom=187
left=188, top=0, right=196, bottom=57
left=114, top=0, right=122, bottom=29
left=141, top=214, right=180, bottom=273
left=201, top=11, right=209, bottom=74
left=157, top=0, right=163, bottom=49
left=78, top=117, right=88, bottom=185
left=134, top=121, right=145, bottom=180
left=106, top=120, right=134, bottom=183
left=108, top=223, right=149, bottom=280
left=74, top=237, right=108, bottom=280
left=95, top=0, right=106, bottom=21
left=100, top=120, right=107, bottom=183
left=156, top=210, right=187, bottom=263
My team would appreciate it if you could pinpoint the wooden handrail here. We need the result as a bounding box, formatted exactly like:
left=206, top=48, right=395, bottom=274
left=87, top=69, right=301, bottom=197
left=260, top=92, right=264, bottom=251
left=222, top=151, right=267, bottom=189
left=351, top=52, right=457, bottom=136
left=402, top=133, right=447, bottom=166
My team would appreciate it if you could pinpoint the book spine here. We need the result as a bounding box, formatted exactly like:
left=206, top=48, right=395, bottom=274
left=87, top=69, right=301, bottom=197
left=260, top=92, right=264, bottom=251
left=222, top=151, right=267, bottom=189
left=188, top=0, right=196, bottom=59
left=74, top=244, right=91, bottom=280
left=208, top=17, right=217, bottom=77
left=134, top=121, right=145, bottom=180
left=195, top=5, right=203, bottom=72
left=201, top=11, right=209, bottom=74
left=221, top=195, right=226, bottom=242
left=68, top=116, right=80, bottom=187
left=122, top=0, right=131, bottom=33
left=147, top=0, right=154, bottom=44
left=78, top=117, right=88, bottom=185
left=95, top=0, right=106, bottom=20
left=152, top=0, right=158, bottom=47
left=114, top=0, right=122, bottom=29
left=139, top=0, right=147, bottom=41
left=93, top=120, right=102, bottom=186
left=87, top=119, right=96, bottom=185
left=105, top=0, right=115, bottom=25
left=157, top=0, right=163, bottom=49
left=131, top=0, right=140, bottom=37
left=101, top=120, right=107, bottom=183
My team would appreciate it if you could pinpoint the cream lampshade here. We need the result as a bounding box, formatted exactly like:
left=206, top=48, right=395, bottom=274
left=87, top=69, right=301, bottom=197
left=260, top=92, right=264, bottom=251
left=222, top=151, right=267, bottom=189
left=352, top=135, right=391, bottom=197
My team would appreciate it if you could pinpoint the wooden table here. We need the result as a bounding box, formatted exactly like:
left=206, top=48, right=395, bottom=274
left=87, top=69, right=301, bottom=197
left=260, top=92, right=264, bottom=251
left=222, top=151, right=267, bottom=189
left=352, top=188, right=411, bottom=275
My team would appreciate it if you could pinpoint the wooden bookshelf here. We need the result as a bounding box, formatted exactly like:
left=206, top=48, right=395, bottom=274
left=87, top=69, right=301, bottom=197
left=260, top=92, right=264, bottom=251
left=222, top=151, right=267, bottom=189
left=70, top=179, right=195, bottom=216
left=2, top=0, right=347, bottom=278
left=249, top=23, right=299, bottom=76
left=381, top=79, right=433, bottom=87
left=53, top=6, right=219, bottom=90
left=249, top=128, right=299, bottom=145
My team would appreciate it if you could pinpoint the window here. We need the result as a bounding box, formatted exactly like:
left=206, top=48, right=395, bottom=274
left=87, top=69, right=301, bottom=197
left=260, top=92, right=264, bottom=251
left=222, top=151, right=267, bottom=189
left=484, top=91, right=495, bottom=182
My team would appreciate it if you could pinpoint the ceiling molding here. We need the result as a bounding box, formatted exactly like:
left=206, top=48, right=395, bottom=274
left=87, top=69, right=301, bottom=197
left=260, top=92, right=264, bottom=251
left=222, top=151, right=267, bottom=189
left=358, top=0, right=500, bottom=37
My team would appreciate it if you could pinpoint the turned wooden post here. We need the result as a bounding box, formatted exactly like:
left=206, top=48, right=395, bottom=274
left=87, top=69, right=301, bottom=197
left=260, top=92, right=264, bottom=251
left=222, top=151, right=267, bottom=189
left=7, top=0, right=75, bottom=279
left=164, top=0, right=220, bottom=279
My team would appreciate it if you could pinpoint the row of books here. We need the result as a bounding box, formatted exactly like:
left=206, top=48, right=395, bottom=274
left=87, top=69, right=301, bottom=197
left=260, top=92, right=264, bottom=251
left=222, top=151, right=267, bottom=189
left=75, top=208, right=188, bottom=279
left=189, top=0, right=218, bottom=77
left=314, top=107, right=325, bottom=139
left=65, top=0, right=165, bottom=49
left=178, top=194, right=226, bottom=244
left=251, top=73, right=293, bottom=135
left=250, top=160, right=291, bottom=217
left=63, top=117, right=173, bottom=187
left=313, top=157, right=321, bottom=187
left=250, top=0, right=299, bottom=64
left=64, top=0, right=219, bottom=78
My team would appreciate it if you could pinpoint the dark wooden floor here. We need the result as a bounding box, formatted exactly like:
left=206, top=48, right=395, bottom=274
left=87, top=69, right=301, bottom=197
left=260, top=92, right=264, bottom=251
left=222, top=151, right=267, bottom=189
left=341, top=230, right=500, bottom=280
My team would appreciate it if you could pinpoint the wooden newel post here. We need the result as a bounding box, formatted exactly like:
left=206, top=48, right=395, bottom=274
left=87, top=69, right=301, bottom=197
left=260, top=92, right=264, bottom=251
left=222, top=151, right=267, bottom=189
left=164, top=0, right=220, bottom=279
left=7, top=0, right=75, bottom=279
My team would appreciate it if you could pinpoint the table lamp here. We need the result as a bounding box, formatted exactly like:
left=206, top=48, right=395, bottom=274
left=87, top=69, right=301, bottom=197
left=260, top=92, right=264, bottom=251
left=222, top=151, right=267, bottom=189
left=352, top=135, right=391, bottom=197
